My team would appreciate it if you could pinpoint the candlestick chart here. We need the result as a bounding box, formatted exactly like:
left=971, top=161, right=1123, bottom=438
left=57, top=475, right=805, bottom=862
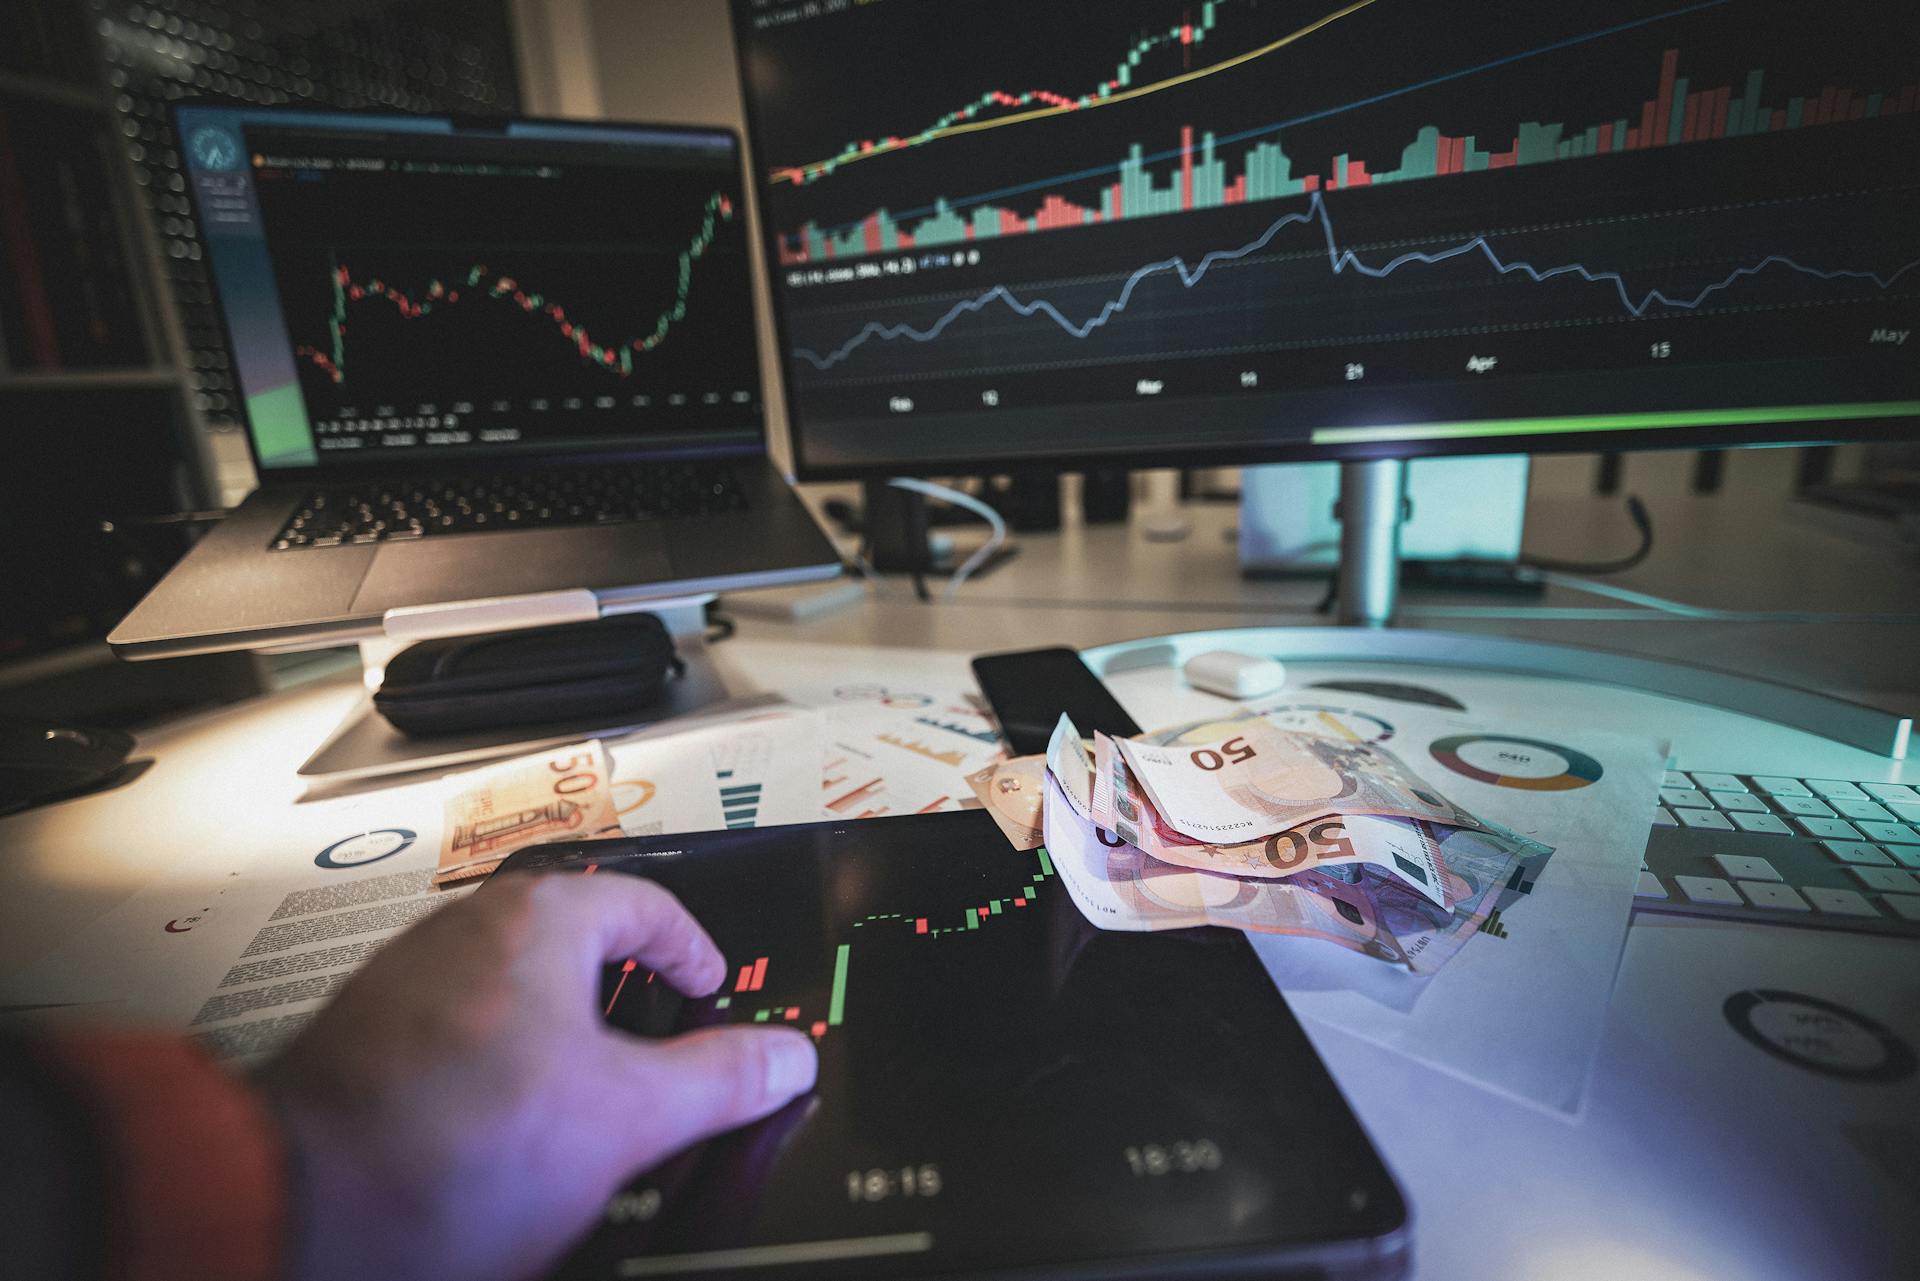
left=593, top=839, right=1061, bottom=1041
left=245, top=133, right=761, bottom=450
left=295, top=193, right=736, bottom=387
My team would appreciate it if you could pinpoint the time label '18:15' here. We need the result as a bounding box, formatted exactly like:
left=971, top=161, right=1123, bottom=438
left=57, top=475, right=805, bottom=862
left=846, top=1164, right=942, bottom=1202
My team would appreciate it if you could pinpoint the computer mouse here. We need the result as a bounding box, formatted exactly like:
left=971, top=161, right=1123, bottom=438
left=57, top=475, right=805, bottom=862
left=0, top=720, right=137, bottom=815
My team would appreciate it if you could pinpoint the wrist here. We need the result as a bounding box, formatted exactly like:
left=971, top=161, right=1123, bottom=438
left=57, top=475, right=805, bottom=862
left=252, top=1063, right=450, bottom=1281
left=37, top=1031, right=288, bottom=1281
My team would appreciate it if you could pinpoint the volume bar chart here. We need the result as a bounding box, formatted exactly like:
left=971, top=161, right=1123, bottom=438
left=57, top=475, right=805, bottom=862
left=776, top=44, right=1919, bottom=264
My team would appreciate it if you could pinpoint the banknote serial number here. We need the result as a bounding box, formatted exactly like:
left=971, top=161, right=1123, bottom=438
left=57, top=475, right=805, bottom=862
left=1124, top=1140, right=1224, bottom=1176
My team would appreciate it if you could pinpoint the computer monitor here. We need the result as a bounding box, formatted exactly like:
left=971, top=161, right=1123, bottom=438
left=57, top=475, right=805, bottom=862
left=728, top=0, right=1918, bottom=484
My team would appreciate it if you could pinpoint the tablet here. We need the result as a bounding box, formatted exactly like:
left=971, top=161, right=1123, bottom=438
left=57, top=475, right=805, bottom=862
left=500, top=809, right=1409, bottom=1279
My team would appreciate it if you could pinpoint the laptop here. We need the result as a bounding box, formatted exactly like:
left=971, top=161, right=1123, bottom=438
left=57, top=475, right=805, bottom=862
left=110, top=105, right=840, bottom=659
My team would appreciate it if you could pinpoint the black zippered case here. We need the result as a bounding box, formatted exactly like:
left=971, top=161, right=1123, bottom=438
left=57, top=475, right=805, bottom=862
left=372, top=613, right=682, bottom=737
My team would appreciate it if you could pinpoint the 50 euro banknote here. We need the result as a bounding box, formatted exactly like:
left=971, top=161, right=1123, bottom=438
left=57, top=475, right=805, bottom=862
left=434, top=742, right=621, bottom=886
left=1041, top=779, right=1521, bottom=975
left=1113, top=718, right=1483, bottom=844
left=1092, top=731, right=1452, bottom=907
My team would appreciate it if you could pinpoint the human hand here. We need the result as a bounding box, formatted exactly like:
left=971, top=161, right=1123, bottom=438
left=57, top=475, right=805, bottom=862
left=255, top=873, right=817, bottom=1281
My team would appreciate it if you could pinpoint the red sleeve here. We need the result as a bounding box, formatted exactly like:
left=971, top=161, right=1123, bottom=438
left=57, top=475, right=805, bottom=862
left=36, top=1031, right=288, bottom=1281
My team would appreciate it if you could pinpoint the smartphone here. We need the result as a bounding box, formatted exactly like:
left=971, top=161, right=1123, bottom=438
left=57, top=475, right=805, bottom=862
left=972, top=645, right=1142, bottom=756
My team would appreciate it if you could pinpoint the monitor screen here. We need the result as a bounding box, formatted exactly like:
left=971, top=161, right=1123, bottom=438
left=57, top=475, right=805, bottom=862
left=175, top=106, right=764, bottom=472
left=730, top=0, right=1920, bottom=477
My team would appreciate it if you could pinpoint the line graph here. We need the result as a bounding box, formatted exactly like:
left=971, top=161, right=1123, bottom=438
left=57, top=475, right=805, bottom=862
left=793, top=188, right=1920, bottom=370
left=768, top=0, right=1376, bottom=187
left=295, top=192, right=735, bottom=385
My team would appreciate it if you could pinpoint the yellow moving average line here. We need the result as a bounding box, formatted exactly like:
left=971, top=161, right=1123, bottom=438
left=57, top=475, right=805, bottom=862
left=769, top=0, right=1380, bottom=185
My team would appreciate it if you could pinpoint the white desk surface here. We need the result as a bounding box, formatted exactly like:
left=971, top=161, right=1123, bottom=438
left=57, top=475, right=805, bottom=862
left=768, top=488, right=1920, bottom=708
left=4, top=487, right=1919, bottom=1279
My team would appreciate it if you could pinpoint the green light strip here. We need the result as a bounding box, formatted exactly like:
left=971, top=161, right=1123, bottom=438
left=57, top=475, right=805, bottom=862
left=1310, top=401, right=1920, bottom=446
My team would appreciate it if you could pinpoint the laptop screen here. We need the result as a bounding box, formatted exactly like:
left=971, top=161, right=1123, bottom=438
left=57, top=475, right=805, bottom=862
left=176, top=106, right=764, bottom=472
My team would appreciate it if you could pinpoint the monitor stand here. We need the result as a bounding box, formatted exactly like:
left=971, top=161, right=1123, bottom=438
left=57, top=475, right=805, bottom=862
left=1294, top=457, right=1909, bottom=754
left=1242, top=456, right=1540, bottom=603
left=1336, top=458, right=1410, bottom=628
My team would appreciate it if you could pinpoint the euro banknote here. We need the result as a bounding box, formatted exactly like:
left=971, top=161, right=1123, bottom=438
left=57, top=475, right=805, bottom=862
left=435, top=742, right=621, bottom=886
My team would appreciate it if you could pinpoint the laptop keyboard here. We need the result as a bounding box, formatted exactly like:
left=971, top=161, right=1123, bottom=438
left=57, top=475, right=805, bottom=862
left=1637, top=770, right=1920, bottom=937
left=269, top=462, right=748, bottom=549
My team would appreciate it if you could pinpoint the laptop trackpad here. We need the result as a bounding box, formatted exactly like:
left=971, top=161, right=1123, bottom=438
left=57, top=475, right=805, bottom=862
left=350, top=525, right=674, bottom=615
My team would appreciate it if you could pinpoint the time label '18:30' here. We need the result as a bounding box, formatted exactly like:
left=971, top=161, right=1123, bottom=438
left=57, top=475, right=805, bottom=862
left=1124, top=1140, right=1224, bottom=1177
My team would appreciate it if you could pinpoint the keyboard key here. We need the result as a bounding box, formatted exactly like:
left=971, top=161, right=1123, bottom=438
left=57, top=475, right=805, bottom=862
left=1737, top=881, right=1809, bottom=911
left=1848, top=866, right=1920, bottom=894
left=1859, top=822, right=1920, bottom=846
left=1678, top=808, right=1735, bottom=831
left=1772, top=796, right=1836, bottom=818
left=1863, top=783, right=1920, bottom=805
left=1804, top=886, right=1878, bottom=916
left=1635, top=870, right=1668, bottom=899
left=1887, top=847, right=1920, bottom=871
left=1711, top=792, right=1769, bottom=813
left=1751, top=776, right=1812, bottom=797
left=1889, top=801, right=1920, bottom=825
left=1731, top=812, right=1792, bottom=835
left=1884, top=894, right=1920, bottom=922
left=1690, top=772, right=1746, bottom=793
left=1675, top=875, right=1741, bottom=906
left=1713, top=854, right=1781, bottom=881
left=1821, top=840, right=1894, bottom=866
left=1660, top=787, right=1710, bottom=809
left=1808, top=779, right=1868, bottom=800
left=1831, top=798, right=1894, bottom=823
left=1794, top=817, right=1862, bottom=840
left=1662, top=770, right=1694, bottom=789
left=1652, top=807, right=1678, bottom=827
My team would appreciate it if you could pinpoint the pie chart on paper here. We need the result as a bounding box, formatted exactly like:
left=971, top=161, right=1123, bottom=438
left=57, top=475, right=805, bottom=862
left=1428, top=734, right=1604, bottom=791
left=1259, top=704, right=1396, bottom=745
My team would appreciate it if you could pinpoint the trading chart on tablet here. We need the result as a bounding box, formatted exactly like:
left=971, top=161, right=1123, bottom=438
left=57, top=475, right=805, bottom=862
left=502, top=813, right=1408, bottom=1280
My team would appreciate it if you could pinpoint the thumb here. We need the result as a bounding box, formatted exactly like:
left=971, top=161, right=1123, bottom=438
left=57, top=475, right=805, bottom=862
left=619, top=1025, right=818, bottom=1159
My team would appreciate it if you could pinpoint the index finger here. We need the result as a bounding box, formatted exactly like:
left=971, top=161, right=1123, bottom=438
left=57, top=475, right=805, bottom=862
left=519, top=873, right=729, bottom=997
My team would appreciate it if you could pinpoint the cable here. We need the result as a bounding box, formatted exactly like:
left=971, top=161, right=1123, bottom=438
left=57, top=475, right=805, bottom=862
left=1535, top=572, right=1717, bottom=617
left=886, top=476, right=1008, bottom=600
left=1520, top=495, right=1653, bottom=575
left=702, top=599, right=737, bottom=644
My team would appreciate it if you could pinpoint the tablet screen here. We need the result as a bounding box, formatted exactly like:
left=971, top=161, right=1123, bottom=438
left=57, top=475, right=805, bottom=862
left=501, top=809, right=1407, bottom=1280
